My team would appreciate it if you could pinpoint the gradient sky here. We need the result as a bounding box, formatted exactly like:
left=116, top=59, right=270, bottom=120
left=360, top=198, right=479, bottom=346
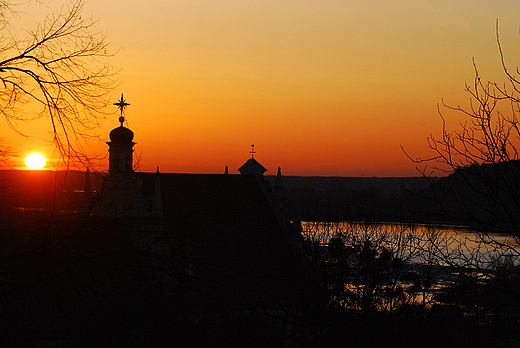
left=7, top=0, right=520, bottom=176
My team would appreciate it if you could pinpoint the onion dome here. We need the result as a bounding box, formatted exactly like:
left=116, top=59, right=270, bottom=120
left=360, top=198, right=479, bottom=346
left=109, top=126, right=134, bottom=143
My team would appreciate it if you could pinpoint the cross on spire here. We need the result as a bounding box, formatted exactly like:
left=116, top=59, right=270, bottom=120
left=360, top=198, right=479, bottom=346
left=250, top=144, right=256, bottom=159
left=114, top=94, right=130, bottom=126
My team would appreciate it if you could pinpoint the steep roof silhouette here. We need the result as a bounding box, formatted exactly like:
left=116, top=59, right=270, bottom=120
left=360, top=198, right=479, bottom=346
left=238, top=158, right=267, bottom=176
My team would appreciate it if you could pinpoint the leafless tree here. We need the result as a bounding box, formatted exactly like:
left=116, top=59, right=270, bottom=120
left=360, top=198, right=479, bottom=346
left=410, top=21, right=520, bottom=172
left=405, top=21, right=520, bottom=243
left=404, top=22, right=520, bottom=335
left=303, top=221, right=449, bottom=314
left=0, top=0, right=116, bottom=166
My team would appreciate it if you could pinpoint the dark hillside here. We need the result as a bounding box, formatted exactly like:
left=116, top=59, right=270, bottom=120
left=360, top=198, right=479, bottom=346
left=413, top=160, right=520, bottom=233
left=276, top=160, right=520, bottom=230
left=266, top=176, right=438, bottom=223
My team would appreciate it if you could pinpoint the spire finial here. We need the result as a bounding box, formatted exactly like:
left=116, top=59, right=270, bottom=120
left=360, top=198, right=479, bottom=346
left=250, top=144, right=256, bottom=159
left=114, top=94, right=130, bottom=126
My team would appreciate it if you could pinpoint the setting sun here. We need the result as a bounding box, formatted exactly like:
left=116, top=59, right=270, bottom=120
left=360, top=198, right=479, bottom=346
left=25, top=153, right=46, bottom=170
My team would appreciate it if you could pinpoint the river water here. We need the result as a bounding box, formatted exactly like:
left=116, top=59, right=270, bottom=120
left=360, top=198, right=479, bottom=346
left=301, top=221, right=520, bottom=268
left=301, top=221, right=520, bottom=311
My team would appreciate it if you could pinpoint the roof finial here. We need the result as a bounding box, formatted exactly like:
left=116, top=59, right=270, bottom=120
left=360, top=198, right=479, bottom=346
left=114, top=94, right=130, bottom=127
left=250, top=144, right=256, bottom=159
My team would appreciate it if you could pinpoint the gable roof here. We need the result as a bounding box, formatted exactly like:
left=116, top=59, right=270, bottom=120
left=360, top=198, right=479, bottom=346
left=238, top=158, right=267, bottom=176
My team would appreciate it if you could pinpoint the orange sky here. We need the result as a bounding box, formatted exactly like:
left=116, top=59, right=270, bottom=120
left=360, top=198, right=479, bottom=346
left=5, top=0, right=520, bottom=176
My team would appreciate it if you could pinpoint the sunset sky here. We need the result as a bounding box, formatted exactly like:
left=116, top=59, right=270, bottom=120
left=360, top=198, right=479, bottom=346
left=6, top=0, right=520, bottom=176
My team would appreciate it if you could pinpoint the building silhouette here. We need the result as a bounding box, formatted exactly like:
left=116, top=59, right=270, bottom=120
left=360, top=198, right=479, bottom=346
left=93, top=102, right=304, bottom=306
left=0, top=98, right=312, bottom=344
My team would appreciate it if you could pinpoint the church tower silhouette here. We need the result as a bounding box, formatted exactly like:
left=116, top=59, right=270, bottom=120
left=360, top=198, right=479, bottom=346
left=108, top=94, right=135, bottom=174
left=95, top=94, right=146, bottom=217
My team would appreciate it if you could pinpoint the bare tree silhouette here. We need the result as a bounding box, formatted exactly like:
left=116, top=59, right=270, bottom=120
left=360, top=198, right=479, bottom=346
left=403, top=22, right=520, bottom=345
left=406, top=21, right=520, bottom=243
left=0, top=0, right=116, bottom=165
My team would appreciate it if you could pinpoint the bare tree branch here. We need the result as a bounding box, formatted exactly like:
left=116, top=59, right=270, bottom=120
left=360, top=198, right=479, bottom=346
left=0, top=0, right=116, bottom=167
left=406, top=22, right=520, bottom=245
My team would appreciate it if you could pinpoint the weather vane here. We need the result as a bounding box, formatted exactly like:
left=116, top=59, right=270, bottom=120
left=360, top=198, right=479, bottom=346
left=114, top=94, right=130, bottom=126
left=250, top=144, right=256, bottom=159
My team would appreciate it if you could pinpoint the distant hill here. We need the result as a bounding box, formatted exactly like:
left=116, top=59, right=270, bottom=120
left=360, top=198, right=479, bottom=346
left=275, top=160, right=520, bottom=231
left=272, top=176, right=435, bottom=194
left=266, top=175, right=439, bottom=223
left=413, top=160, right=520, bottom=233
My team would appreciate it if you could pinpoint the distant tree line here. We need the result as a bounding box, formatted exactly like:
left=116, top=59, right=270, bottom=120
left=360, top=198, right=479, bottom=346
left=277, top=176, right=437, bottom=223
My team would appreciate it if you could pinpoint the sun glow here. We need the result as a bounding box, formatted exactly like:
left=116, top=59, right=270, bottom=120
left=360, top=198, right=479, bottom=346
left=25, top=153, right=47, bottom=170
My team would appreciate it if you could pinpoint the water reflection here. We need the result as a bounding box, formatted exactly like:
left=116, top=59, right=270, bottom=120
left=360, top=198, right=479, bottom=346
left=302, top=221, right=520, bottom=267
left=301, top=221, right=520, bottom=312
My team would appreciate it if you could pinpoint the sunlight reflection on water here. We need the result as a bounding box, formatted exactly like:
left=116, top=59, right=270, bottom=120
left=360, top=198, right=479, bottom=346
left=301, top=221, right=520, bottom=267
